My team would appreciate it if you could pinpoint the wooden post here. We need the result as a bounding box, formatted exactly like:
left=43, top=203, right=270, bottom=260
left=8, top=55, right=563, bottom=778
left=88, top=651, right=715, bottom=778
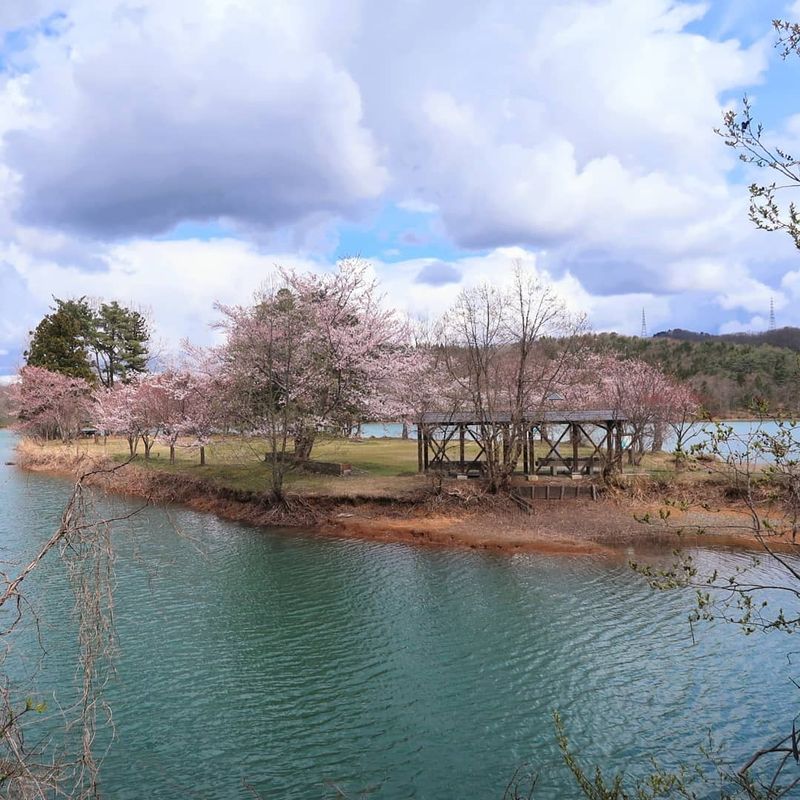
left=571, top=422, right=579, bottom=473
left=459, top=424, right=465, bottom=468
left=606, top=421, right=613, bottom=465
left=615, top=423, right=623, bottom=472
left=417, top=423, right=424, bottom=472
left=530, top=428, right=536, bottom=475
left=522, top=426, right=529, bottom=474
left=200, top=446, right=206, bottom=466
left=423, top=428, right=429, bottom=470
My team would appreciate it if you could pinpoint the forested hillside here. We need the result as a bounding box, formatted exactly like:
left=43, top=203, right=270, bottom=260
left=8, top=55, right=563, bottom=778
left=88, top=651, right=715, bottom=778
left=654, top=326, right=800, bottom=351
left=587, top=331, right=800, bottom=415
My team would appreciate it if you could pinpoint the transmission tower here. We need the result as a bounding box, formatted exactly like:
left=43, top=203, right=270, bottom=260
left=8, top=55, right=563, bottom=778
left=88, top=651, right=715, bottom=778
left=640, top=308, right=648, bottom=338
left=769, top=297, right=776, bottom=332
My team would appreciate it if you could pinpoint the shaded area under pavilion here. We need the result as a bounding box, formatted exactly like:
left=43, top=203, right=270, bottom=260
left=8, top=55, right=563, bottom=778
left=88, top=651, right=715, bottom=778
left=416, top=410, right=628, bottom=477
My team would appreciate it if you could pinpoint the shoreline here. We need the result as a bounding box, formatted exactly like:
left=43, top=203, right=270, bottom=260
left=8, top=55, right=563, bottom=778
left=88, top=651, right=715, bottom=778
left=14, top=439, right=788, bottom=558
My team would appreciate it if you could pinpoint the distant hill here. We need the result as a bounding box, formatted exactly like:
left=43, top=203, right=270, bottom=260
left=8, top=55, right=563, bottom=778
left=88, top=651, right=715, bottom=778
left=586, top=331, right=800, bottom=415
left=654, top=326, right=800, bottom=352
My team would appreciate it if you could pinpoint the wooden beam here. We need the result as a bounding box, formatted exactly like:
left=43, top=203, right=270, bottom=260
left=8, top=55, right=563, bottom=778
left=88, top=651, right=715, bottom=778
left=417, top=423, right=424, bottom=472
left=571, top=422, right=579, bottom=472
left=522, top=425, right=529, bottom=474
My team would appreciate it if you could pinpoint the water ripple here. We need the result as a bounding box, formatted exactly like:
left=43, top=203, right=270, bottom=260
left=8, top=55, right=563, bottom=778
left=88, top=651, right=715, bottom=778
left=0, top=432, right=797, bottom=799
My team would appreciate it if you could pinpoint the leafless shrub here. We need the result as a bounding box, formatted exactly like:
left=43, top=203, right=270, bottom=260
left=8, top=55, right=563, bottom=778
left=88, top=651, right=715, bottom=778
left=0, top=461, right=141, bottom=799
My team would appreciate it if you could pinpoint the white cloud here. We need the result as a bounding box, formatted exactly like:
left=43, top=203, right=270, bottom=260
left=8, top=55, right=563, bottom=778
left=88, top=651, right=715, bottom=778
left=0, top=0, right=772, bottom=251
left=350, top=0, right=768, bottom=258
left=718, top=315, right=770, bottom=334
left=0, top=2, right=59, bottom=34
left=0, top=0, right=797, bottom=370
left=0, top=0, right=385, bottom=237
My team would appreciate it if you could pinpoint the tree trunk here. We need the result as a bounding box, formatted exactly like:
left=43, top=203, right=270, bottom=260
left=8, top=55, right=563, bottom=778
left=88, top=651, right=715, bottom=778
left=268, top=454, right=284, bottom=500
left=294, top=428, right=316, bottom=461
left=170, top=445, right=175, bottom=464
left=401, top=420, right=409, bottom=440
left=200, top=446, right=205, bottom=466
left=650, top=424, right=664, bottom=453
left=632, top=434, right=645, bottom=466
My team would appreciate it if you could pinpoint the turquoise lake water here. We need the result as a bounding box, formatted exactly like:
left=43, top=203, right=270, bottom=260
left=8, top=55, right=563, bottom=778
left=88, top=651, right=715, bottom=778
left=1, top=429, right=798, bottom=798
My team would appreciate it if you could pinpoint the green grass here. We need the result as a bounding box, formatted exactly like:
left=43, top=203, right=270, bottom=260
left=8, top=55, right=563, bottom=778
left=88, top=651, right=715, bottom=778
left=67, top=435, right=427, bottom=496
left=59, top=434, right=707, bottom=497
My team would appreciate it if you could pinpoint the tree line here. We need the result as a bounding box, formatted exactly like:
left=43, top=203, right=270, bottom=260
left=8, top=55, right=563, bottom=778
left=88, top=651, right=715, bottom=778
left=25, top=296, right=150, bottom=387
left=10, top=259, right=700, bottom=497
left=587, top=331, right=800, bottom=416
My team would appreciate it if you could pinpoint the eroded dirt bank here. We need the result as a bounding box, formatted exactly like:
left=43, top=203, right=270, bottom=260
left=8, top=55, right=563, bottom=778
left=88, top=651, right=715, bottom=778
left=15, top=441, right=785, bottom=558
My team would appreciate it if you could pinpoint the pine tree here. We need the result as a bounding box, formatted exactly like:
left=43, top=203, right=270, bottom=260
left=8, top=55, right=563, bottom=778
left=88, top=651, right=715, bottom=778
left=91, top=301, right=150, bottom=388
left=26, top=298, right=150, bottom=387
left=25, top=298, right=96, bottom=382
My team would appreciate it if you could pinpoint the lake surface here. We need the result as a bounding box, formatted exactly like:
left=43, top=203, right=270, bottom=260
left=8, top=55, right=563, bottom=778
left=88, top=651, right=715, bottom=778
left=1, top=429, right=798, bottom=798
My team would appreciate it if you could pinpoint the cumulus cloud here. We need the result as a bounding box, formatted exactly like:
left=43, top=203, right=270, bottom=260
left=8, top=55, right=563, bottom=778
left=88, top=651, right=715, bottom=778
left=0, top=0, right=770, bottom=249
left=414, top=261, right=461, bottom=286
left=350, top=0, right=767, bottom=256
left=0, top=1, right=59, bottom=33
left=0, top=0, right=796, bottom=374
left=1, top=0, right=385, bottom=237
left=0, top=241, right=679, bottom=373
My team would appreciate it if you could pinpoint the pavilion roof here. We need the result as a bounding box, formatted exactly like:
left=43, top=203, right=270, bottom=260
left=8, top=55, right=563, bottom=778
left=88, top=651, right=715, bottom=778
left=418, top=410, right=626, bottom=425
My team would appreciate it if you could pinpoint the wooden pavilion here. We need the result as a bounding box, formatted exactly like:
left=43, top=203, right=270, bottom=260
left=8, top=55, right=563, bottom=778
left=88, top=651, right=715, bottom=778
left=416, top=410, right=627, bottom=477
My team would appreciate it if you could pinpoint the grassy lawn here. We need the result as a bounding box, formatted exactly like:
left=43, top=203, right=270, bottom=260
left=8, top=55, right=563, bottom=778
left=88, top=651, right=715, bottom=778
left=56, top=435, right=718, bottom=497
left=65, top=435, right=427, bottom=496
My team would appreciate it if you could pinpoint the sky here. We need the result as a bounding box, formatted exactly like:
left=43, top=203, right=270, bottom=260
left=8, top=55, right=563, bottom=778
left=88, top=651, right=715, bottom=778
left=1, top=0, right=800, bottom=377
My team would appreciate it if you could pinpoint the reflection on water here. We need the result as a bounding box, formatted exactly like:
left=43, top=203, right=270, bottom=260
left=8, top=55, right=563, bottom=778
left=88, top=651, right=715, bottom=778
left=0, top=430, right=797, bottom=799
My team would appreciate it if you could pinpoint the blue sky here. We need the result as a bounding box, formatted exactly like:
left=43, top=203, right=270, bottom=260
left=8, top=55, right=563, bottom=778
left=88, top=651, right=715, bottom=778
left=2, top=0, right=800, bottom=377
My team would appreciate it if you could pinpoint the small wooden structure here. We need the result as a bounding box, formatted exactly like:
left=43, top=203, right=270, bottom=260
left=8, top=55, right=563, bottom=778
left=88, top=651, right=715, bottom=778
left=416, top=411, right=627, bottom=477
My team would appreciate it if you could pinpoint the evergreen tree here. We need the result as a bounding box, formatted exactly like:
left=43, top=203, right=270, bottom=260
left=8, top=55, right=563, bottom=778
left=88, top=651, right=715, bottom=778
left=25, top=298, right=96, bottom=382
left=91, top=301, right=150, bottom=388
left=25, top=298, right=150, bottom=387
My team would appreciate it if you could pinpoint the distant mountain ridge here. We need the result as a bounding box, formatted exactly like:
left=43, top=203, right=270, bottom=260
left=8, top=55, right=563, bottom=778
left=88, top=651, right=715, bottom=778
left=653, top=327, right=800, bottom=352
left=585, top=330, right=800, bottom=415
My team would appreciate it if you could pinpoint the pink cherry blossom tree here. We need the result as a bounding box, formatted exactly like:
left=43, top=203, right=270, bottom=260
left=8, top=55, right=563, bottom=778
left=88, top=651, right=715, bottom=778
left=93, top=383, right=138, bottom=454
left=150, top=371, right=194, bottom=464
left=93, top=377, right=169, bottom=459
left=16, top=366, right=92, bottom=443
left=283, top=258, right=417, bottom=455
left=163, top=370, right=220, bottom=465
left=586, top=356, right=701, bottom=466
left=215, top=258, right=417, bottom=498
left=128, top=377, right=171, bottom=459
